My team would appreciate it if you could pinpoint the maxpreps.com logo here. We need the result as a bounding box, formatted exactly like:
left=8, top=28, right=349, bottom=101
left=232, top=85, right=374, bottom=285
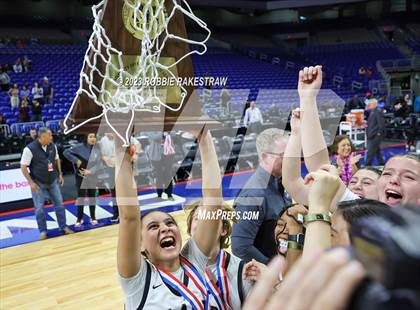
left=122, top=0, right=167, bottom=41
left=196, top=209, right=260, bottom=221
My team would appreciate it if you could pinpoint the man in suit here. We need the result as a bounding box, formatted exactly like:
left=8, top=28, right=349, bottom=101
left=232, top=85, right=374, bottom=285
left=365, top=98, right=385, bottom=166
left=231, top=128, right=290, bottom=263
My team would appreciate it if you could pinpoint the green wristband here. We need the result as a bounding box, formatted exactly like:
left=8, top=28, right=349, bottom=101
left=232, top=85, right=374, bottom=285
left=287, top=241, right=303, bottom=250
left=303, top=213, right=331, bottom=226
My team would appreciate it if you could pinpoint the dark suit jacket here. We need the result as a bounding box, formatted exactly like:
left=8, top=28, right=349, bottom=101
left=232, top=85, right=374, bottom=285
left=366, top=108, right=385, bottom=140
left=231, top=166, right=290, bottom=264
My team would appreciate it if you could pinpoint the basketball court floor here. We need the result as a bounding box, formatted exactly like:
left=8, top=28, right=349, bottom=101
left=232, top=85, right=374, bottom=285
left=0, top=144, right=405, bottom=309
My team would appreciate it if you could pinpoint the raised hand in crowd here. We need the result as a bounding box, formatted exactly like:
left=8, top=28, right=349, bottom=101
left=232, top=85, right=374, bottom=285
left=298, top=65, right=323, bottom=100
left=243, top=248, right=365, bottom=310
left=351, top=154, right=362, bottom=166
left=298, top=65, right=330, bottom=172
left=243, top=258, right=268, bottom=282
left=303, top=164, right=341, bottom=258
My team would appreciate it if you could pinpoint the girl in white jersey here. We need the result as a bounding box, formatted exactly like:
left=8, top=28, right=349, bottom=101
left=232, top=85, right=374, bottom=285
left=186, top=202, right=265, bottom=310
left=115, top=130, right=223, bottom=310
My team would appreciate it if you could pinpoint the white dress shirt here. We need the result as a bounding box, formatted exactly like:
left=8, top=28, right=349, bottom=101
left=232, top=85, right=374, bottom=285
left=244, top=107, right=263, bottom=126
left=21, top=144, right=59, bottom=166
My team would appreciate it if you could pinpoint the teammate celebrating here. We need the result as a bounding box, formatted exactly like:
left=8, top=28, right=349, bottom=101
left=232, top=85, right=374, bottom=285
left=115, top=130, right=223, bottom=310
left=186, top=202, right=265, bottom=309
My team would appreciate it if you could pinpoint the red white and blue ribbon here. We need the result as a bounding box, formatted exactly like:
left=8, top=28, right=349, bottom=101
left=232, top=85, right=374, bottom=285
left=156, top=256, right=207, bottom=310
left=216, top=251, right=232, bottom=310
left=205, top=269, right=225, bottom=310
left=180, top=256, right=207, bottom=298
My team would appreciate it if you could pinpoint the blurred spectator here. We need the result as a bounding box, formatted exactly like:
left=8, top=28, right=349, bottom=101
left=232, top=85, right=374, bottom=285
left=404, top=94, right=413, bottom=113
left=415, top=94, right=420, bottom=113
left=0, top=114, right=6, bottom=125
left=345, top=95, right=364, bottom=113
left=26, top=128, right=37, bottom=145
left=146, top=132, right=175, bottom=201
left=377, top=95, right=386, bottom=110
left=244, top=101, right=263, bottom=133
left=15, top=39, right=23, bottom=48
left=42, top=77, right=54, bottom=104
left=330, top=135, right=360, bottom=185
left=242, top=100, right=251, bottom=119
left=8, top=83, right=20, bottom=109
left=220, top=87, right=231, bottom=114
left=0, top=67, right=10, bottom=91
left=31, top=82, right=43, bottom=103
left=204, top=71, right=212, bottom=90
left=366, top=66, right=373, bottom=79
left=393, top=99, right=408, bottom=118
left=99, top=133, right=119, bottom=222
left=20, top=85, right=30, bottom=98
left=19, top=99, right=30, bottom=122
left=268, top=103, right=280, bottom=117
left=232, top=128, right=290, bottom=264
left=1, top=63, right=12, bottom=72
left=365, top=98, right=385, bottom=166
left=23, top=56, right=32, bottom=72
left=13, top=58, right=23, bottom=73
left=406, top=114, right=418, bottom=151
left=358, top=66, right=366, bottom=76
left=32, top=99, right=42, bottom=122
left=64, top=133, right=102, bottom=227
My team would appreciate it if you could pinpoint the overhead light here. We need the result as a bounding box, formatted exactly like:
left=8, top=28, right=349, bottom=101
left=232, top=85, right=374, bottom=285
left=299, top=16, right=307, bottom=21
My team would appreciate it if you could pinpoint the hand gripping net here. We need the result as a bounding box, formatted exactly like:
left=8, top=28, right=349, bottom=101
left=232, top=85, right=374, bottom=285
left=63, top=0, right=211, bottom=146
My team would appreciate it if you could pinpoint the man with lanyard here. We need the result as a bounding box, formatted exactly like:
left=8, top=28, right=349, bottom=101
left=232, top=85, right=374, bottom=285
left=20, top=127, right=73, bottom=240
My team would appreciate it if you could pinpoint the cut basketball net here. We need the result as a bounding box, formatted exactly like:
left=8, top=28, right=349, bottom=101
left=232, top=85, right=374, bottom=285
left=64, top=0, right=211, bottom=146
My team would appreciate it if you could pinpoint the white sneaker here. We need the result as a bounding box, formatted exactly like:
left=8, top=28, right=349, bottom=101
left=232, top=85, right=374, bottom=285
left=75, top=220, right=84, bottom=227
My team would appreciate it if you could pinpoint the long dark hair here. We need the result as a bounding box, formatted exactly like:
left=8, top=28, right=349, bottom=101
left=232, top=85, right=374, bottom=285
left=337, top=199, right=390, bottom=226
left=84, top=133, right=96, bottom=145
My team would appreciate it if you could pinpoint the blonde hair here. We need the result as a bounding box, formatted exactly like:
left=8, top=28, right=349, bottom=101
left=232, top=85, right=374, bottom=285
left=185, top=200, right=237, bottom=250
left=256, top=128, right=288, bottom=158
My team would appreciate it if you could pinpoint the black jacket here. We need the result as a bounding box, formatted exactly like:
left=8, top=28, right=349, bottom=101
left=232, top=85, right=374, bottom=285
left=366, top=108, right=385, bottom=140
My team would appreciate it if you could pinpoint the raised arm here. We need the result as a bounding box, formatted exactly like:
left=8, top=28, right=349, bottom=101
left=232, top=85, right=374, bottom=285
left=193, top=130, right=223, bottom=256
left=282, top=109, right=309, bottom=206
left=302, top=165, right=340, bottom=259
left=298, top=66, right=330, bottom=172
left=115, top=139, right=141, bottom=278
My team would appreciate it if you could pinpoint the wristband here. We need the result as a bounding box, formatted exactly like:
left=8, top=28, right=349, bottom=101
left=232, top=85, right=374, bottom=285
left=288, top=233, right=305, bottom=246
left=303, top=213, right=331, bottom=226
left=287, top=241, right=303, bottom=250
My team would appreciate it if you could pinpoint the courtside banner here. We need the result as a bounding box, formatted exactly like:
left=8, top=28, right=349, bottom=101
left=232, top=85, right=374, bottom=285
left=0, top=168, right=32, bottom=204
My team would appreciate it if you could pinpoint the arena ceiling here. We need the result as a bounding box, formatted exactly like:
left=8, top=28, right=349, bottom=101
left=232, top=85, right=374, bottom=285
left=188, top=0, right=367, bottom=10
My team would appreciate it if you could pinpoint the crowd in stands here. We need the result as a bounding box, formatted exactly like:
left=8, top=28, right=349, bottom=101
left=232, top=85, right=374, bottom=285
left=0, top=55, right=55, bottom=125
